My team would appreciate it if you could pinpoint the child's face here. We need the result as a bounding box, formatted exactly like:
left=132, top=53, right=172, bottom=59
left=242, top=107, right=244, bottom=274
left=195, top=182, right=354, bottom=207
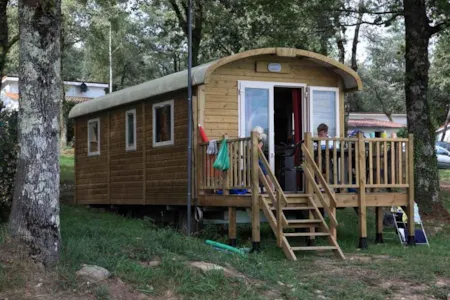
left=318, top=130, right=328, bottom=137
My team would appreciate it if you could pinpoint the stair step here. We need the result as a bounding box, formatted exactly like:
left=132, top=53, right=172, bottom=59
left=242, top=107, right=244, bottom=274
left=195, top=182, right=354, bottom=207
left=291, top=246, right=337, bottom=251
left=284, top=232, right=330, bottom=237
left=270, top=206, right=316, bottom=211
left=285, top=194, right=312, bottom=198
left=287, top=219, right=322, bottom=224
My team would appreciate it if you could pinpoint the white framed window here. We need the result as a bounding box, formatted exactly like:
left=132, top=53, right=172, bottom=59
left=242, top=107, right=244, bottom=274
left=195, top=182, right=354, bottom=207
left=309, top=87, right=340, bottom=137
left=125, top=109, right=137, bottom=151
left=153, top=100, right=174, bottom=147
left=87, top=118, right=100, bottom=156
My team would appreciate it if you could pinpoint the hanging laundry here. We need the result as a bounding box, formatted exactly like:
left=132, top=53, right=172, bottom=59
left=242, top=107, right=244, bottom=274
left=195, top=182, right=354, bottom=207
left=207, top=140, right=218, bottom=155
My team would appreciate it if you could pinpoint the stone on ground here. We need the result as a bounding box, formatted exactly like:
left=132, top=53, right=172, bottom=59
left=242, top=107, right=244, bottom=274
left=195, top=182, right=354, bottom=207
left=76, top=265, right=111, bottom=283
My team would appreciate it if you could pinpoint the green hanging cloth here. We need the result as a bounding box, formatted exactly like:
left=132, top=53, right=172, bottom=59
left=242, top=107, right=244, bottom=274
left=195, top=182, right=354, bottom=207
left=213, top=137, right=230, bottom=171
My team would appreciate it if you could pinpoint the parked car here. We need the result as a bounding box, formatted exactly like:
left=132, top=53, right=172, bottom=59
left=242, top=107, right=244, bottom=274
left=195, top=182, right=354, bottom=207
left=436, top=141, right=450, bottom=152
left=436, top=145, right=450, bottom=169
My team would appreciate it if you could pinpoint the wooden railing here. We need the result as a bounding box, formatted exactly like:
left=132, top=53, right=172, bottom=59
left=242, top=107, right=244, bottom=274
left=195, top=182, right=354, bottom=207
left=301, top=142, right=338, bottom=238
left=198, top=133, right=413, bottom=194
left=198, top=137, right=252, bottom=192
left=307, top=134, right=412, bottom=190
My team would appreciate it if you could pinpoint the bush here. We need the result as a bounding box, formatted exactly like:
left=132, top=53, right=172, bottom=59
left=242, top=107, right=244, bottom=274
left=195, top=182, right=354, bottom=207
left=397, top=127, right=408, bottom=138
left=0, top=107, right=18, bottom=222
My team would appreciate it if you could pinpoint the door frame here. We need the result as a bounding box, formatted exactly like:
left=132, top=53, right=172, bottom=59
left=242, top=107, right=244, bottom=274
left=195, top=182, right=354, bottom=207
left=238, top=80, right=306, bottom=171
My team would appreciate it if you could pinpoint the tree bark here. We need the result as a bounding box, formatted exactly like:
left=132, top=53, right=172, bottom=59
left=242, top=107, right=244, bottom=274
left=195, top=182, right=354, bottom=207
left=404, top=0, right=440, bottom=210
left=0, top=0, right=8, bottom=86
left=169, top=0, right=203, bottom=66
left=9, top=0, right=62, bottom=266
left=336, top=27, right=345, bottom=64
left=351, top=0, right=364, bottom=72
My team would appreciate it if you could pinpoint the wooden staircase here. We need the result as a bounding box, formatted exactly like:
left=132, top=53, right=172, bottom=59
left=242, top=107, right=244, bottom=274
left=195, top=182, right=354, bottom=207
left=260, top=194, right=344, bottom=260
left=256, top=144, right=345, bottom=261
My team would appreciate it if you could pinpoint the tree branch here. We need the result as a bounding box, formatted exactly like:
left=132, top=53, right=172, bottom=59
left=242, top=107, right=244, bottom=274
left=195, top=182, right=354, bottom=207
left=7, top=34, right=19, bottom=51
left=331, top=8, right=403, bottom=15
left=168, top=0, right=187, bottom=34
left=342, top=13, right=402, bottom=27
left=429, top=21, right=450, bottom=35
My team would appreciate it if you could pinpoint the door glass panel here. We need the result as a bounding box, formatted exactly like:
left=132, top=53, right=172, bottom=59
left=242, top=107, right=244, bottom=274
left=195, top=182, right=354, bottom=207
left=311, top=90, right=337, bottom=137
left=244, top=88, right=269, bottom=149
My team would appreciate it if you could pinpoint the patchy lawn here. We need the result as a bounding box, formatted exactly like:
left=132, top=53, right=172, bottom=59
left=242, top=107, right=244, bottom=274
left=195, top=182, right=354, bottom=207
left=1, top=201, right=449, bottom=300
left=0, top=155, right=449, bottom=299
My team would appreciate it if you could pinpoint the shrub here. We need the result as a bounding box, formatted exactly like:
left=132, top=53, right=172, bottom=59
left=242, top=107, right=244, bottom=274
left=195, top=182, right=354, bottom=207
left=397, top=127, right=408, bottom=138
left=0, top=106, right=18, bottom=222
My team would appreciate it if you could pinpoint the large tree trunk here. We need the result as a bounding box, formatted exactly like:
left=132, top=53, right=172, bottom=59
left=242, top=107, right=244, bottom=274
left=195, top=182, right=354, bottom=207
left=0, top=0, right=8, bottom=85
left=9, top=0, right=62, bottom=266
left=404, top=0, right=440, bottom=211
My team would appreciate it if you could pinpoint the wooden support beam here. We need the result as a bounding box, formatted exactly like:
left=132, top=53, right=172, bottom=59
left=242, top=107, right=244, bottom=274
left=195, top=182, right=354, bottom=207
left=107, top=111, right=111, bottom=205
left=375, top=207, right=384, bottom=243
left=407, top=134, right=415, bottom=245
left=142, top=103, right=146, bottom=204
left=358, top=133, right=368, bottom=249
left=228, top=207, right=237, bottom=246
left=251, top=131, right=260, bottom=251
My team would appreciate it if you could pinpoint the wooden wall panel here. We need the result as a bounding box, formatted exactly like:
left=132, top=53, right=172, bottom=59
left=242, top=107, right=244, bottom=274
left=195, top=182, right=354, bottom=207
left=75, top=113, right=109, bottom=204
left=203, top=55, right=344, bottom=140
left=144, top=95, right=189, bottom=205
left=109, top=104, right=144, bottom=205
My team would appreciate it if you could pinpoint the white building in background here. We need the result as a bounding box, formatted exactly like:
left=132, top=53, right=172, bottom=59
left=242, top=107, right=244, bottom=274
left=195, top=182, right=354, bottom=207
left=348, top=113, right=407, bottom=137
left=1, top=76, right=108, bottom=110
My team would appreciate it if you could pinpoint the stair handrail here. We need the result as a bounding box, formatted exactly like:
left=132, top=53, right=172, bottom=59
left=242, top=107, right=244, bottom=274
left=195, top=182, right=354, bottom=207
left=257, top=147, right=288, bottom=207
left=301, top=144, right=338, bottom=227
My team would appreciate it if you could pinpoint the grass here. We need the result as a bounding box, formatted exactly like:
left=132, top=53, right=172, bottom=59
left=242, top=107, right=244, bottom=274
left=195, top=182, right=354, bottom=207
left=1, top=151, right=450, bottom=299
left=60, top=149, right=75, bottom=183
left=50, top=200, right=450, bottom=300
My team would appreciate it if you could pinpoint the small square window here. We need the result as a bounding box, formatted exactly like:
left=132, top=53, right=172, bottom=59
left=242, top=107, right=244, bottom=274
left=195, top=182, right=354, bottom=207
left=125, top=109, right=137, bottom=151
left=153, top=100, right=174, bottom=147
left=88, top=118, right=100, bottom=156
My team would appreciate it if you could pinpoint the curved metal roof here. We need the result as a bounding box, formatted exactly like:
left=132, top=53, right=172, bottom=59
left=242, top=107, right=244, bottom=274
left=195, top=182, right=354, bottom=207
left=69, top=48, right=362, bottom=119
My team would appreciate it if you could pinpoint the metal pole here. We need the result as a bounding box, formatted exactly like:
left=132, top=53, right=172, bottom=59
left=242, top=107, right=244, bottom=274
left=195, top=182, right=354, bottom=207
left=187, top=0, right=193, bottom=236
left=109, top=22, right=113, bottom=93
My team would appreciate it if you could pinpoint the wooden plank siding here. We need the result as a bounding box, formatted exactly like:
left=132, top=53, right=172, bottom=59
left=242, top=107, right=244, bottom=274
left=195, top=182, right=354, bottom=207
left=203, top=55, right=343, bottom=140
left=75, top=114, right=109, bottom=204
left=74, top=92, right=190, bottom=206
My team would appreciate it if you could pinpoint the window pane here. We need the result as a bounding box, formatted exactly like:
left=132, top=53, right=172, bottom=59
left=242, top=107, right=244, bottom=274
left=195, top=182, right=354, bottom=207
left=312, top=90, right=336, bottom=137
left=127, top=113, right=134, bottom=146
left=156, top=105, right=171, bottom=142
left=89, top=121, right=99, bottom=153
left=244, top=88, right=269, bottom=139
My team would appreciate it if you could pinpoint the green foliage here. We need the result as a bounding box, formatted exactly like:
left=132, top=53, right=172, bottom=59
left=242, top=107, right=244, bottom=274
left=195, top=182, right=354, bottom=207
left=0, top=107, right=17, bottom=222
left=397, top=127, right=408, bottom=138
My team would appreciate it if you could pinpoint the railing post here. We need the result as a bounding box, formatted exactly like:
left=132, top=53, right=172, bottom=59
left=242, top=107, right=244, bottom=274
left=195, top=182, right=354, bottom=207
left=304, top=132, right=315, bottom=244
left=407, top=134, right=415, bottom=245
left=228, top=207, right=237, bottom=246
left=250, top=131, right=261, bottom=253
left=305, top=132, right=313, bottom=195
left=222, top=135, right=230, bottom=196
left=358, top=132, right=368, bottom=249
left=276, top=189, right=282, bottom=247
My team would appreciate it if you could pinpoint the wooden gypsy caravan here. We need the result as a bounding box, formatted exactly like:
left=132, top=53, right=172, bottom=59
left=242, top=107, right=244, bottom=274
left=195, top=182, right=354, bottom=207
left=69, top=48, right=416, bottom=260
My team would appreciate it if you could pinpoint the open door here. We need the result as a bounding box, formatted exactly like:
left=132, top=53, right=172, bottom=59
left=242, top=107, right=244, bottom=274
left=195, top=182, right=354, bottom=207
left=239, top=81, right=275, bottom=171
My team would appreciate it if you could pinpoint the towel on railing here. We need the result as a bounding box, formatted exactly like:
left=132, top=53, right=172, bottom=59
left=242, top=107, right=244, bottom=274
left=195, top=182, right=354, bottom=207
left=207, top=140, right=218, bottom=155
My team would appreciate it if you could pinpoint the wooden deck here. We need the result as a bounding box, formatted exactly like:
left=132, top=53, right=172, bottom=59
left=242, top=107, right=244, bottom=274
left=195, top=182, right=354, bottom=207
left=197, top=132, right=415, bottom=260
left=196, top=192, right=408, bottom=208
